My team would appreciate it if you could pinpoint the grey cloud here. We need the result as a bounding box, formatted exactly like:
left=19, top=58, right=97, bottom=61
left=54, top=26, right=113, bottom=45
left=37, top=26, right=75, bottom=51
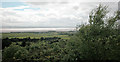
left=2, top=11, right=17, bottom=16
left=1, top=11, right=23, bottom=23
left=72, top=2, right=98, bottom=11
left=101, top=2, right=118, bottom=12
left=27, top=2, right=49, bottom=5
left=118, top=1, right=120, bottom=10
left=26, top=1, right=69, bottom=5
left=3, top=18, right=18, bottom=23
left=59, top=2, right=68, bottom=4
left=2, top=16, right=81, bottom=28
left=2, top=18, right=23, bottom=23
left=35, top=17, right=82, bottom=27
left=2, top=2, right=119, bottom=28
left=73, top=6, right=79, bottom=10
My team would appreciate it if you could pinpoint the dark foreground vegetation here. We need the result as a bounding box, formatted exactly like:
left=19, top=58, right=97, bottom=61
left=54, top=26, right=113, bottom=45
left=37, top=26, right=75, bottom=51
left=2, top=5, right=120, bottom=62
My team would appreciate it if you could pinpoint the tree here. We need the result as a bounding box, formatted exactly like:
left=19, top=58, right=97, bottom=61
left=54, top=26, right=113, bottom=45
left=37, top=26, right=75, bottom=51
left=14, top=48, right=29, bottom=60
left=21, top=41, right=26, bottom=47
left=3, top=45, right=22, bottom=60
left=65, top=5, right=120, bottom=61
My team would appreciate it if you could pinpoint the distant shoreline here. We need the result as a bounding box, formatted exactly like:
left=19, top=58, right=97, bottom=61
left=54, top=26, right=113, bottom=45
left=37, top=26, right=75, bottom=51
left=0, top=28, right=76, bottom=33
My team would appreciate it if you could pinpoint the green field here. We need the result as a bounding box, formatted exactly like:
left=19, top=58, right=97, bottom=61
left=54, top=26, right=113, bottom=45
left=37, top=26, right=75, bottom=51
left=2, top=31, right=75, bottom=39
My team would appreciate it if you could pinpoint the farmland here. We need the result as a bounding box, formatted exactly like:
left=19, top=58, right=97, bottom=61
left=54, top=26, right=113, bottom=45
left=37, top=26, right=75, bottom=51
left=2, top=31, right=75, bottom=39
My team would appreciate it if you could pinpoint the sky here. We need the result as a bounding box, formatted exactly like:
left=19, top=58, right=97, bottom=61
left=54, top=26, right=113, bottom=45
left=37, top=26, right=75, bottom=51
left=0, top=0, right=119, bottom=28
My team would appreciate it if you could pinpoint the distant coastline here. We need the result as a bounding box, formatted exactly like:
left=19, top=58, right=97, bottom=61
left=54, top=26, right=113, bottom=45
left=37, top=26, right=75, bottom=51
left=1, top=28, right=76, bottom=33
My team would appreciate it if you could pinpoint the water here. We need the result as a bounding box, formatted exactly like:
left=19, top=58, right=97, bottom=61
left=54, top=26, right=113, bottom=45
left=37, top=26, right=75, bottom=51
left=1, top=28, right=76, bottom=33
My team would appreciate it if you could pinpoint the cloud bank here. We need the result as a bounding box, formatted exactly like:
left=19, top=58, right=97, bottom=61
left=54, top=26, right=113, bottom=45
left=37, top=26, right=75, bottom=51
left=0, top=1, right=118, bottom=28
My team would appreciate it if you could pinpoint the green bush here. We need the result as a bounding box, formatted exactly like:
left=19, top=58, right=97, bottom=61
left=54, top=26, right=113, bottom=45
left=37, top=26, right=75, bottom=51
left=3, top=45, right=22, bottom=59
left=65, top=5, right=120, bottom=60
left=14, top=48, right=29, bottom=60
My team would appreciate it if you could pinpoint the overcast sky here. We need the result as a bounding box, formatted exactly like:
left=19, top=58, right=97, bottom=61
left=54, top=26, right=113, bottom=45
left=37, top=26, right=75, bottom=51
left=0, top=0, right=119, bottom=28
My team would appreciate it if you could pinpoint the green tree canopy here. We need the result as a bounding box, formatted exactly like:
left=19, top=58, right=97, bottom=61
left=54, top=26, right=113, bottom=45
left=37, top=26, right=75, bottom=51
left=65, top=5, right=120, bottom=61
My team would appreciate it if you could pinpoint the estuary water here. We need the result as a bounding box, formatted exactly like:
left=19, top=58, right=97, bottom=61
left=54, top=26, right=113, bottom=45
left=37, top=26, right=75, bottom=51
left=1, top=28, right=75, bottom=33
